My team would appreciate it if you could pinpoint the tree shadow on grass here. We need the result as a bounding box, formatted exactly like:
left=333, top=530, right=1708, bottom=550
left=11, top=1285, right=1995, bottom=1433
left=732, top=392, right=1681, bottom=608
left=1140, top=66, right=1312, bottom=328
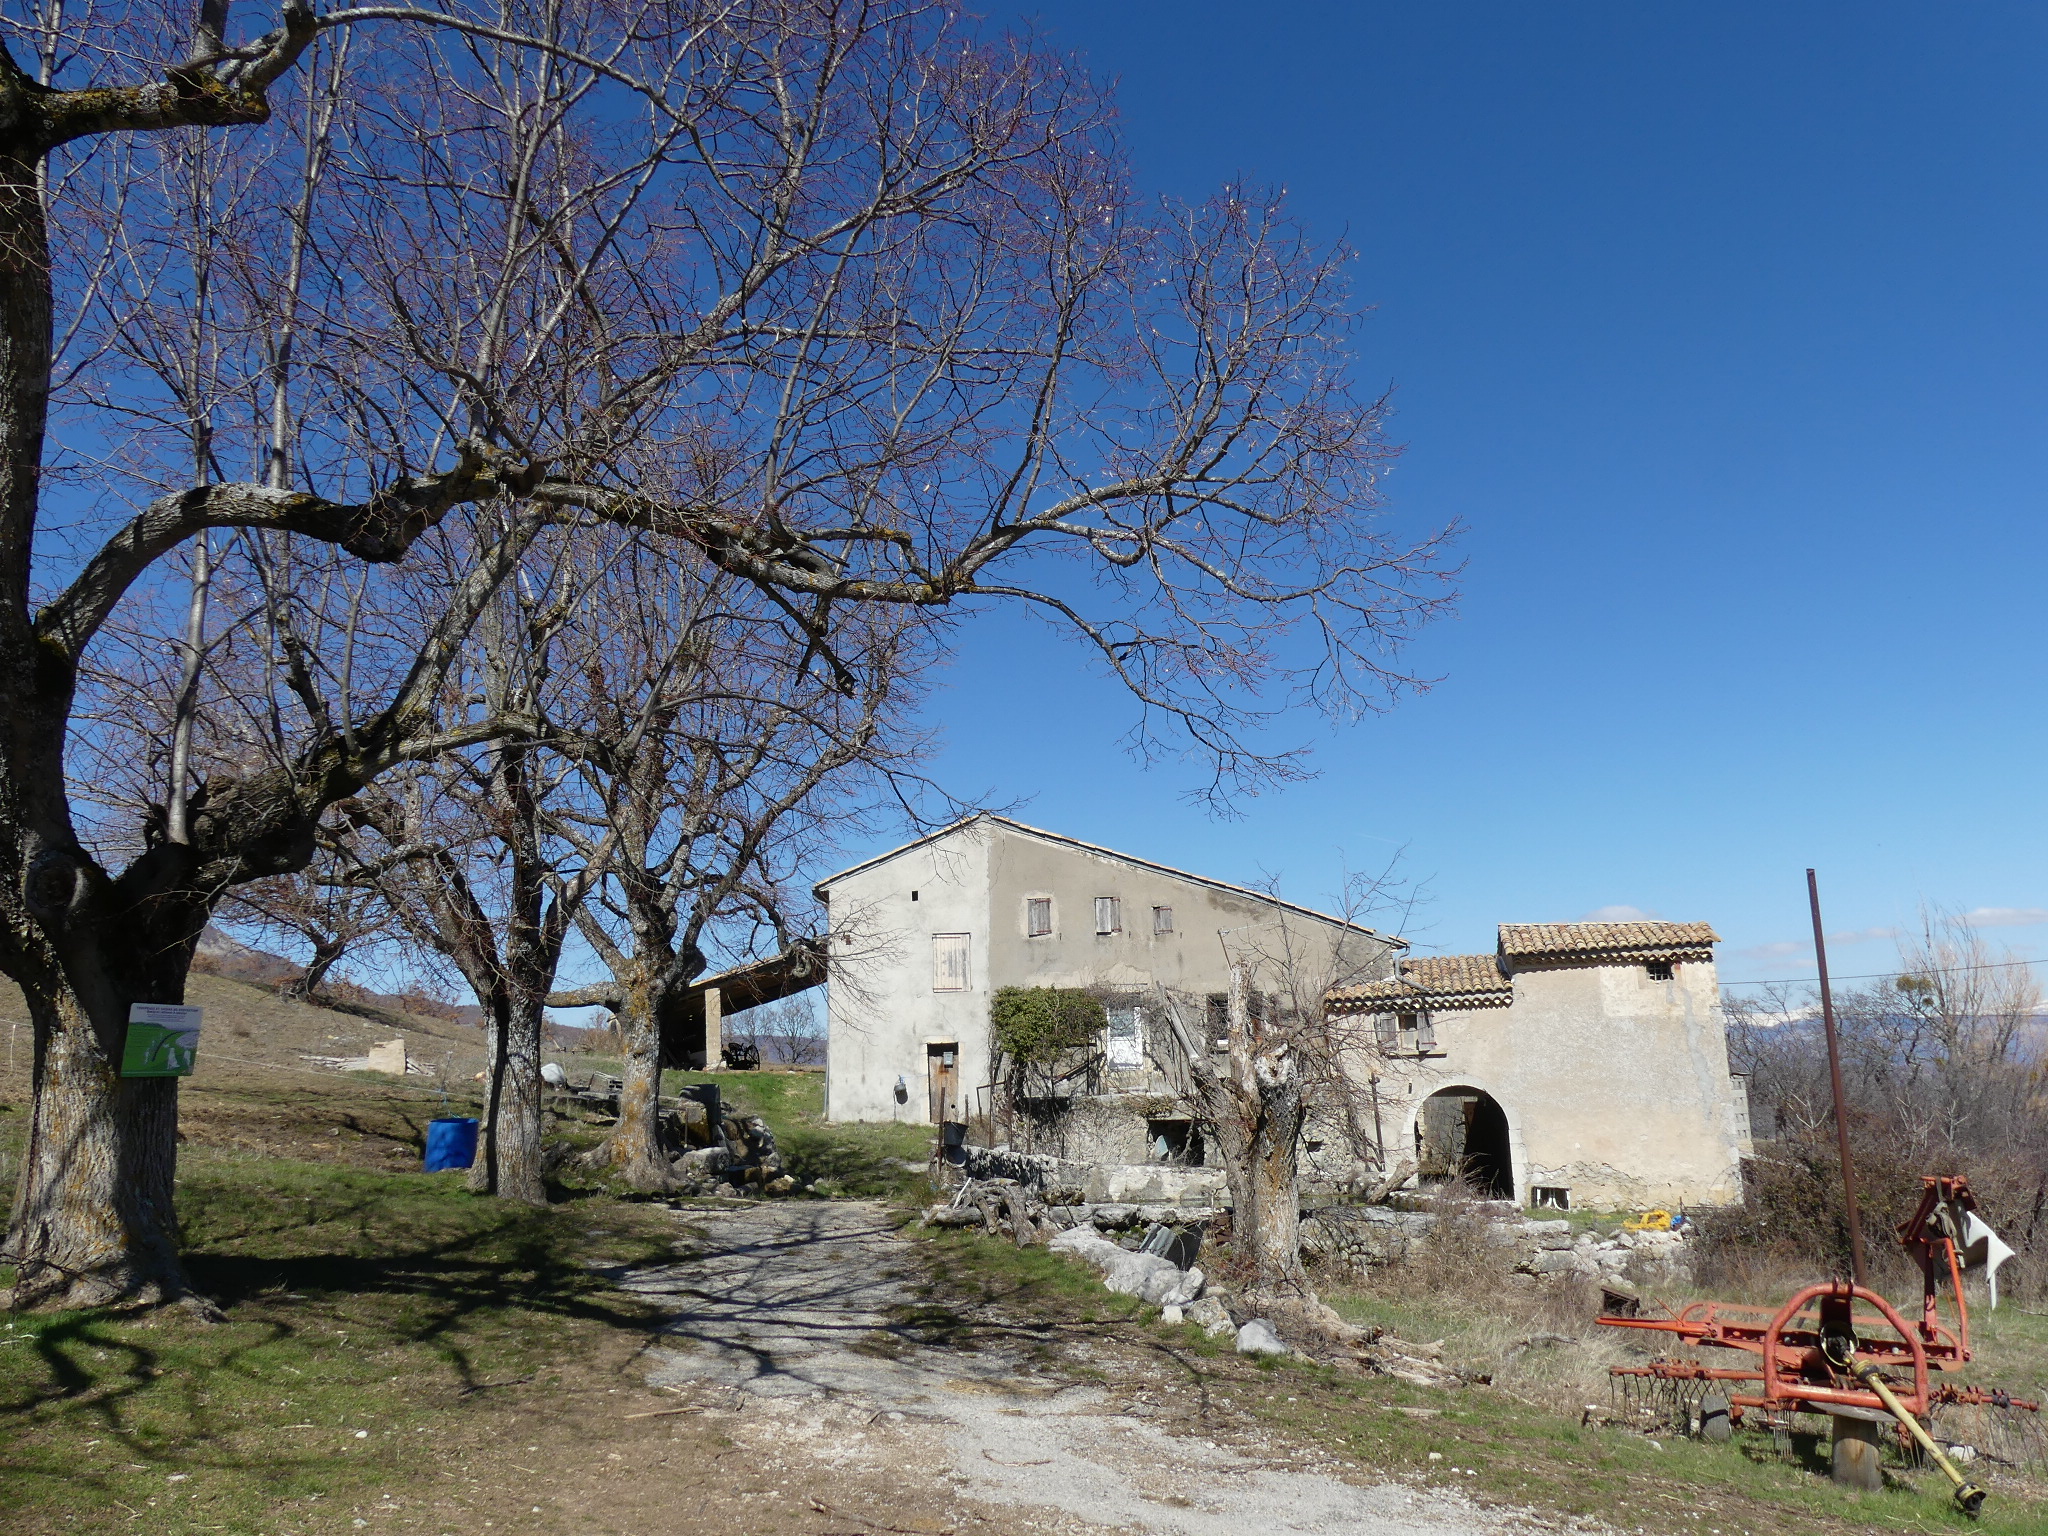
left=0, top=1188, right=672, bottom=1517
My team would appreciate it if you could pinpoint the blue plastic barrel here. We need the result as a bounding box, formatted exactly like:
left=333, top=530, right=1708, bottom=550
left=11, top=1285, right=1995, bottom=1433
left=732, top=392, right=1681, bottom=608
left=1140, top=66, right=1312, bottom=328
left=424, top=1117, right=479, bottom=1171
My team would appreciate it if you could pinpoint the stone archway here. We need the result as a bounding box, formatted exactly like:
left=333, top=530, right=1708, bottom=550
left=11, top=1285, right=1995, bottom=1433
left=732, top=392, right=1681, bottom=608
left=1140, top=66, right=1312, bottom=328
left=1415, top=1086, right=1514, bottom=1200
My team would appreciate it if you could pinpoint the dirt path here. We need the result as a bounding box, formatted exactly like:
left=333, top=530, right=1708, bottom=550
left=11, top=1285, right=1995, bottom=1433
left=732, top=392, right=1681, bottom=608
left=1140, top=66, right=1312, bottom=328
left=620, top=1201, right=1582, bottom=1536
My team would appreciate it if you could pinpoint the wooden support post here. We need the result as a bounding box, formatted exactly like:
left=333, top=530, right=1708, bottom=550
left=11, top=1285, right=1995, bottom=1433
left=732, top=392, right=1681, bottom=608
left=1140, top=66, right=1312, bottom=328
left=705, top=986, right=722, bottom=1071
left=1830, top=1413, right=1884, bottom=1491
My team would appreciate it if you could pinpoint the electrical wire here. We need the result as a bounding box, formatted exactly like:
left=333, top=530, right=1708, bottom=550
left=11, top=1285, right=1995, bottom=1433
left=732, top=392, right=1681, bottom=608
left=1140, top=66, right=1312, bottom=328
left=1720, top=953, right=2048, bottom=989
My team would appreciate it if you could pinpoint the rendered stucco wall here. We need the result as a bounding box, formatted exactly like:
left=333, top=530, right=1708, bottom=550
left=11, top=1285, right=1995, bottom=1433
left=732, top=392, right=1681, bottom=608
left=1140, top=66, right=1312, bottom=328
left=821, top=823, right=992, bottom=1124
left=1372, top=958, right=1745, bottom=1209
left=821, top=818, right=1397, bottom=1124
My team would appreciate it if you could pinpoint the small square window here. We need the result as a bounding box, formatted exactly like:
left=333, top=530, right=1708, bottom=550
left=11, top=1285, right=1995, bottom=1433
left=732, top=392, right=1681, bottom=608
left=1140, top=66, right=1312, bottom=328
left=1532, top=1186, right=1571, bottom=1211
left=1646, top=961, right=1674, bottom=982
left=1094, top=896, right=1121, bottom=935
left=1026, top=897, right=1052, bottom=937
left=1153, top=905, right=1174, bottom=935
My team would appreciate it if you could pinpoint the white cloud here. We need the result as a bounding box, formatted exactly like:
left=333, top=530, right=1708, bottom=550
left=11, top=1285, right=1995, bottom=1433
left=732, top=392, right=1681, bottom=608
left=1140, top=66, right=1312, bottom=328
left=1961, top=906, right=2048, bottom=929
left=1581, top=903, right=1658, bottom=922
left=1737, top=940, right=1806, bottom=961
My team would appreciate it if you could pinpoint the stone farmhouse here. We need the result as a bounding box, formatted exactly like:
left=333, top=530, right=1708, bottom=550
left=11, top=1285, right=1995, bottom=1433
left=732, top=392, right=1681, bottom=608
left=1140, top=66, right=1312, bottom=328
left=814, top=814, right=1395, bottom=1197
left=815, top=816, right=1748, bottom=1213
left=1325, top=921, right=1751, bottom=1211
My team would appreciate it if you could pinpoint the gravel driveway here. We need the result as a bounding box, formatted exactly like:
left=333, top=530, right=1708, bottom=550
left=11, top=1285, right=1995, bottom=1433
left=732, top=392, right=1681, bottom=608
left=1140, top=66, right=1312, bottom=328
left=626, top=1201, right=1580, bottom=1536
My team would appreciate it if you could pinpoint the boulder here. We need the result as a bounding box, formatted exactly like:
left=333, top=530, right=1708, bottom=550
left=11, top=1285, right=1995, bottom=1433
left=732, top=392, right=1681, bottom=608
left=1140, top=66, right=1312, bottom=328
left=1235, top=1318, right=1289, bottom=1357
left=1186, top=1296, right=1235, bottom=1337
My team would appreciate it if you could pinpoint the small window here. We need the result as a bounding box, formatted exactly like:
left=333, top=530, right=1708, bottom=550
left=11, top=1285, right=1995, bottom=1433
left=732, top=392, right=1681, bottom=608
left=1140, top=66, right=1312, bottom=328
left=1374, top=1013, right=1398, bottom=1048
left=1026, top=897, right=1052, bottom=937
left=911, top=890, right=919, bottom=902
left=1153, top=905, right=1174, bottom=935
left=932, top=933, right=970, bottom=992
left=1094, top=896, right=1121, bottom=935
left=1532, top=1186, right=1570, bottom=1211
left=1646, top=961, right=1674, bottom=982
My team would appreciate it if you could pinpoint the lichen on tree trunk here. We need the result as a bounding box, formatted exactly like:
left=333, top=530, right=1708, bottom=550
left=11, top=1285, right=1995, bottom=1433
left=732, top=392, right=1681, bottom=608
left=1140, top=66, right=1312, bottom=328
left=5, top=963, right=206, bottom=1310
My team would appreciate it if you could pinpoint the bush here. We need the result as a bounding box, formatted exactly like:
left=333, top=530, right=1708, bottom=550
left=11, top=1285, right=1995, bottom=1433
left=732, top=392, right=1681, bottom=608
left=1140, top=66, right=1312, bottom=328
left=989, top=986, right=1106, bottom=1064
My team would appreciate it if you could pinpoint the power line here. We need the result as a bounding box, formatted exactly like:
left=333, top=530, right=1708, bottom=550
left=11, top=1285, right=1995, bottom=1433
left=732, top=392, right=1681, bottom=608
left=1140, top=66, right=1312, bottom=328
left=1719, top=953, right=2048, bottom=990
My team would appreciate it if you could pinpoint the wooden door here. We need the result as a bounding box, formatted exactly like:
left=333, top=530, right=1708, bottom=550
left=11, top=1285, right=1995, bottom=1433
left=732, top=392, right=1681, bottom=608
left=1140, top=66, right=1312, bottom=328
left=926, top=1043, right=959, bottom=1124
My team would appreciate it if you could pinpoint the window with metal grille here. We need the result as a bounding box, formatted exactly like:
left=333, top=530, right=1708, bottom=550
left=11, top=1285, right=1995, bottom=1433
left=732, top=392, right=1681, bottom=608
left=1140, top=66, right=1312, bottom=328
left=1153, top=905, right=1174, bottom=935
left=1094, top=896, right=1120, bottom=935
left=1646, top=961, right=1674, bottom=981
left=1026, top=897, right=1052, bottom=937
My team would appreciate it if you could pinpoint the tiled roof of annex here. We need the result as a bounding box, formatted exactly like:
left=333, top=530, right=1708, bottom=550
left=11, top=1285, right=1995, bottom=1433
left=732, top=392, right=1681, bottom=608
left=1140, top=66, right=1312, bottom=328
left=1324, top=921, right=1720, bottom=1013
left=1499, top=921, right=1718, bottom=965
left=1326, top=952, right=1513, bottom=1013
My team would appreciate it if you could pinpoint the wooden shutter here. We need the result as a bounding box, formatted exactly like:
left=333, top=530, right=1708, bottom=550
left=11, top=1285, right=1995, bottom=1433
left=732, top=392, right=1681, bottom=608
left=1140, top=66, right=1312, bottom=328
left=1027, top=898, right=1052, bottom=936
left=932, top=933, right=970, bottom=991
left=1094, top=896, right=1120, bottom=934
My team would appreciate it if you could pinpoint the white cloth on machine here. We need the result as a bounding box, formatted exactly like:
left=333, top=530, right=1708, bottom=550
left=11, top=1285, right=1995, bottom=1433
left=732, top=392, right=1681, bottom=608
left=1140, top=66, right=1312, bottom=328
left=1961, top=1210, right=2016, bottom=1309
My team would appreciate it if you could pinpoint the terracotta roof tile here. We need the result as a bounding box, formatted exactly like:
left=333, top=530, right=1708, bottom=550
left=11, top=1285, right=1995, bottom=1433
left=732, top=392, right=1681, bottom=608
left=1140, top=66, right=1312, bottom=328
left=1326, top=952, right=1513, bottom=1013
left=1498, top=921, right=1718, bottom=965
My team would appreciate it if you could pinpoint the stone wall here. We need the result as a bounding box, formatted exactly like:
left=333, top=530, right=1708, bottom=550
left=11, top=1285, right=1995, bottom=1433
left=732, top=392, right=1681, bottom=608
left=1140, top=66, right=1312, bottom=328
left=1299, top=1204, right=1693, bottom=1288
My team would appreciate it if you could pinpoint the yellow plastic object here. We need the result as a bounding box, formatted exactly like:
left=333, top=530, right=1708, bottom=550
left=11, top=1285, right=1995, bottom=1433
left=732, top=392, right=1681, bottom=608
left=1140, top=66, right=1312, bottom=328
left=1624, top=1210, right=1674, bottom=1232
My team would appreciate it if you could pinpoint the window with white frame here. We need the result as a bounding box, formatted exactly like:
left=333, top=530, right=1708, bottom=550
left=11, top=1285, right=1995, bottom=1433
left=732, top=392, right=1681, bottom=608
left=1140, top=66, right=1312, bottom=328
left=1094, top=896, right=1121, bottom=935
left=1106, top=1006, right=1143, bottom=1068
left=1026, top=897, right=1053, bottom=937
left=931, top=933, right=970, bottom=992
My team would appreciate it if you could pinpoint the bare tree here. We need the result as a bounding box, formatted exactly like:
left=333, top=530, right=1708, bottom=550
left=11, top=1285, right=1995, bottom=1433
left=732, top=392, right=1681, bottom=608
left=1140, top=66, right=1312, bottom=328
left=222, top=845, right=389, bottom=1000
left=1151, top=869, right=1418, bottom=1296
left=738, top=996, right=827, bottom=1067
left=546, top=551, right=920, bottom=1191
left=1723, top=912, right=2048, bottom=1293
left=3, top=4, right=1449, bottom=1308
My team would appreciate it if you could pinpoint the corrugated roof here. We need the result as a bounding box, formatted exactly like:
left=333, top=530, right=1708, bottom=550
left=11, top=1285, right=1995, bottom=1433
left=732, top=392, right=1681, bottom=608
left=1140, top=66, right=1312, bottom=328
left=1498, top=921, right=1718, bottom=965
left=1326, top=952, right=1513, bottom=1013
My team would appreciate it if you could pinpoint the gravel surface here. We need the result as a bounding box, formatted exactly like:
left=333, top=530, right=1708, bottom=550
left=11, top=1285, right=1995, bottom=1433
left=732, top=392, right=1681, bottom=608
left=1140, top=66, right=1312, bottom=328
left=631, top=1201, right=1578, bottom=1536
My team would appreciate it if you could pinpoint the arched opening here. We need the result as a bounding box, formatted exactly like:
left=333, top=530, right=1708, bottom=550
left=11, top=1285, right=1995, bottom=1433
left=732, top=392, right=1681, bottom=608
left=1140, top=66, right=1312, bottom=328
left=1415, top=1087, right=1514, bottom=1200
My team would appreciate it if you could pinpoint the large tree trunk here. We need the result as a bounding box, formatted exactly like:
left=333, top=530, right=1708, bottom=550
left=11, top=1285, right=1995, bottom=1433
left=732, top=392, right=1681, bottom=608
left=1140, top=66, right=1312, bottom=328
left=467, top=994, right=510, bottom=1195
left=4, top=896, right=213, bottom=1310
left=1208, top=1065, right=1308, bottom=1293
left=493, top=987, right=547, bottom=1204
left=6, top=987, right=185, bottom=1308
left=1164, top=969, right=1311, bottom=1296
left=600, top=969, right=676, bottom=1191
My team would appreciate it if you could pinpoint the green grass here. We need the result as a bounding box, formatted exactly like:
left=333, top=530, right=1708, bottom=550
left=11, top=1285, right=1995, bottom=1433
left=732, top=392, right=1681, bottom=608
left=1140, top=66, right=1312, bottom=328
left=0, top=1143, right=678, bottom=1535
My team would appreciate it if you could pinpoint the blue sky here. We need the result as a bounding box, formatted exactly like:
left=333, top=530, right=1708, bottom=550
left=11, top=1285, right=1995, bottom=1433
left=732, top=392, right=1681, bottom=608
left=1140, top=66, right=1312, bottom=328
left=819, top=2, right=2048, bottom=987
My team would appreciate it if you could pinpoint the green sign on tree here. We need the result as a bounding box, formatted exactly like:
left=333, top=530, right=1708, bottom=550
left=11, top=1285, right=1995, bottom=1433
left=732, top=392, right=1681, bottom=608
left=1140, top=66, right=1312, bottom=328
left=120, top=1004, right=204, bottom=1078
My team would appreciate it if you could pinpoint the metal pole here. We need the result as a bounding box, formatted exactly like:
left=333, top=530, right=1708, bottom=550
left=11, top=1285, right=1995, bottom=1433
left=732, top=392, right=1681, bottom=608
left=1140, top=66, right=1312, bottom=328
left=1806, top=868, right=1869, bottom=1288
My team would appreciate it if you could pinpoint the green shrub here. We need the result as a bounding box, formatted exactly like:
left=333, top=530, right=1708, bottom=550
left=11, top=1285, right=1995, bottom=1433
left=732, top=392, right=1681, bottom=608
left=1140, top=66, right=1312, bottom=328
left=989, top=986, right=1105, bottom=1064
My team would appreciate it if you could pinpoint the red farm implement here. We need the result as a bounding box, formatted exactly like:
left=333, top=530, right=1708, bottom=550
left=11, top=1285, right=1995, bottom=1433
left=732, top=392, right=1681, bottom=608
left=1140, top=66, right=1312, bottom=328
left=1599, top=1176, right=2039, bottom=1515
